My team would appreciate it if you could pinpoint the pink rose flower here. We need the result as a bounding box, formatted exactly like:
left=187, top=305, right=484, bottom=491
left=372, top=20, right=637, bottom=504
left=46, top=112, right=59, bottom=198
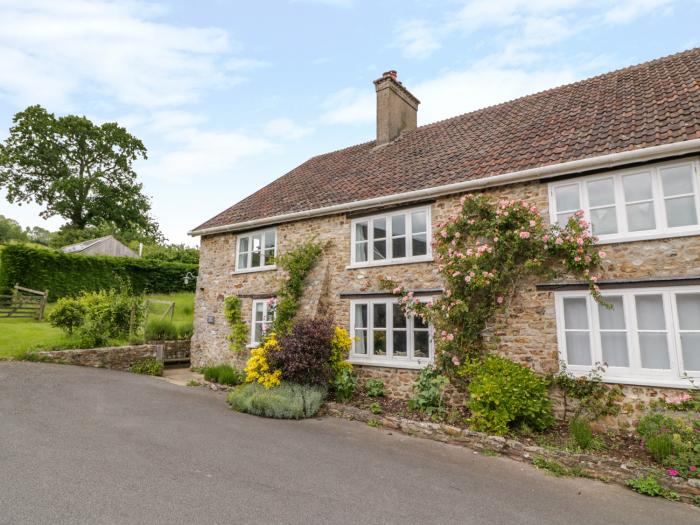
left=496, top=296, right=504, bottom=304
left=667, top=468, right=679, bottom=477
left=529, top=220, right=537, bottom=227
left=555, top=237, right=563, bottom=245
left=689, top=466, right=697, bottom=472
left=451, top=356, right=461, bottom=366
left=519, top=231, right=530, bottom=239
left=598, top=250, right=607, bottom=259
left=392, top=286, right=402, bottom=294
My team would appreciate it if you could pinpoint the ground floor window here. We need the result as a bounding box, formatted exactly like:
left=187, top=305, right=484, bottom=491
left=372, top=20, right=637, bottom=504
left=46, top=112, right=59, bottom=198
left=349, top=298, right=433, bottom=368
left=250, top=298, right=275, bottom=346
left=555, top=286, right=700, bottom=387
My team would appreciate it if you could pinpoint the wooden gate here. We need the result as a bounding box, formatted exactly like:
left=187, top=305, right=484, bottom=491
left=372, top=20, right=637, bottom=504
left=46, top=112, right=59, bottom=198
left=0, top=285, right=49, bottom=320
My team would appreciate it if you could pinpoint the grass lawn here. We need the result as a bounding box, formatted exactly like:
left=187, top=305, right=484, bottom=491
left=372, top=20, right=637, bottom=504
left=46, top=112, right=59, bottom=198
left=0, top=292, right=195, bottom=360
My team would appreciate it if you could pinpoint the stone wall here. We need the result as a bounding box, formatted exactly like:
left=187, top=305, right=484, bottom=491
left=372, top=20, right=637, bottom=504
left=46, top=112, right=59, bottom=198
left=35, top=340, right=190, bottom=370
left=192, top=178, right=699, bottom=419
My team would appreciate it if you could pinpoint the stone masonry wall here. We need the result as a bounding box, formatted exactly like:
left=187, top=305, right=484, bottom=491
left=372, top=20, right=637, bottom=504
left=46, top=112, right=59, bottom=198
left=192, top=179, right=699, bottom=420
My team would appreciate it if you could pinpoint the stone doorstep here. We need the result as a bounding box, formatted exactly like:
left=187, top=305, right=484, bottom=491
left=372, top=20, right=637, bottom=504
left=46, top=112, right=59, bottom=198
left=160, top=367, right=202, bottom=387
left=324, top=402, right=700, bottom=504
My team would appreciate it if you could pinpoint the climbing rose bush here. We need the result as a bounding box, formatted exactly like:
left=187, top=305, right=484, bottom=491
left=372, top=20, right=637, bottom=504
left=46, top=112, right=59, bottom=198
left=386, top=193, right=605, bottom=377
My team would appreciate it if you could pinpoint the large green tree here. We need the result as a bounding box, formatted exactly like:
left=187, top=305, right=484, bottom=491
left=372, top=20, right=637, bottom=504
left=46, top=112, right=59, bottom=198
left=0, top=105, right=159, bottom=239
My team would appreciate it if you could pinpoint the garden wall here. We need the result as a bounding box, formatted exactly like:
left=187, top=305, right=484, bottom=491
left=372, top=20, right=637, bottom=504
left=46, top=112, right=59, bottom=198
left=0, top=244, right=197, bottom=300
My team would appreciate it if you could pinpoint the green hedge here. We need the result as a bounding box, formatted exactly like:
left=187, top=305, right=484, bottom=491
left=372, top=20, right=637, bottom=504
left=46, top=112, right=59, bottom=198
left=0, top=244, right=197, bottom=300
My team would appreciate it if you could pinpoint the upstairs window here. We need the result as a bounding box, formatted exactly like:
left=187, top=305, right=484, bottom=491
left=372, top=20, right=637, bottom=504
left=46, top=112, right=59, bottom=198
left=236, top=228, right=276, bottom=272
left=549, top=160, right=700, bottom=243
left=351, top=206, right=431, bottom=267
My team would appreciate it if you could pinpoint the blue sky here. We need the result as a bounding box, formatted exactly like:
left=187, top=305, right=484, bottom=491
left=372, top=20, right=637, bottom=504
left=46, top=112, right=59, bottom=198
left=1, top=0, right=699, bottom=245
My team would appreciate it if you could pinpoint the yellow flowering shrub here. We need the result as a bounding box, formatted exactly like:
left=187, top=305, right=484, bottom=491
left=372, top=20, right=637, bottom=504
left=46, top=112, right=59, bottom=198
left=330, top=326, right=353, bottom=377
left=244, top=334, right=282, bottom=389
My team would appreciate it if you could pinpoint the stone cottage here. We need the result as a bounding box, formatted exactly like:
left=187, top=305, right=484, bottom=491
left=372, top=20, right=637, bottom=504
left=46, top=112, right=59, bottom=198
left=189, top=49, right=700, bottom=407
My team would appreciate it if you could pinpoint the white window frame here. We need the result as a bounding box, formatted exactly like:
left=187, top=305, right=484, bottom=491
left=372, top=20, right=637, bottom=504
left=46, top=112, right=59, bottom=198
left=249, top=299, right=275, bottom=347
left=555, top=285, right=700, bottom=388
left=548, top=158, right=700, bottom=244
left=235, top=228, right=277, bottom=273
left=349, top=205, right=432, bottom=268
left=349, top=297, right=434, bottom=369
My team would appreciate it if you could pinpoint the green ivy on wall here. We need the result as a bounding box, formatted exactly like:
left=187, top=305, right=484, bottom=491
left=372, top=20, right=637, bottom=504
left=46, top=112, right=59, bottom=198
left=223, top=295, right=249, bottom=353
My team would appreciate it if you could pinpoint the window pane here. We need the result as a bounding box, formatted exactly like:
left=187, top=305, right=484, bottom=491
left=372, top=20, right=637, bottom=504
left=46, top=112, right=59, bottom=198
left=354, top=304, right=368, bottom=328
left=392, top=215, right=406, bottom=236
left=680, top=333, right=700, bottom=371
left=255, top=302, right=264, bottom=322
left=587, top=178, right=615, bottom=207
left=677, top=294, right=700, bottom=330
left=355, top=222, right=368, bottom=242
left=626, top=202, right=656, bottom=232
left=392, top=237, right=406, bottom=258
left=392, top=304, right=406, bottom=328
left=590, top=207, right=618, bottom=235
left=373, top=331, right=386, bottom=355
left=355, top=329, right=367, bottom=354
left=264, top=231, right=276, bottom=249
left=239, top=237, right=249, bottom=253
left=665, top=196, right=697, bottom=227
left=411, top=211, right=426, bottom=233
left=393, top=331, right=407, bottom=356
left=251, top=251, right=261, bottom=267
left=373, top=239, right=386, bottom=260
left=563, top=298, right=588, bottom=329
left=661, top=165, right=694, bottom=196
left=238, top=252, right=248, bottom=269
left=639, top=333, right=670, bottom=369
left=414, top=331, right=429, bottom=358
left=414, top=314, right=428, bottom=330
left=566, top=332, right=591, bottom=365
left=556, top=212, right=574, bottom=227
left=412, top=233, right=427, bottom=256
left=355, top=242, right=368, bottom=262
left=554, top=184, right=580, bottom=212
left=373, top=303, right=386, bottom=328
left=251, top=234, right=262, bottom=267
left=373, top=218, right=386, bottom=239
left=601, top=333, right=629, bottom=367
left=598, top=296, right=625, bottom=330
left=623, top=172, right=653, bottom=202
left=254, top=323, right=263, bottom=343
left=635, top=295, right=666, bottom=330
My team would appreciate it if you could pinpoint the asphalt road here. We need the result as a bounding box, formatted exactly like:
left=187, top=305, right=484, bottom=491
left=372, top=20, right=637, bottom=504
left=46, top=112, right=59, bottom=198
left=0, top=362, right=697, bottom=525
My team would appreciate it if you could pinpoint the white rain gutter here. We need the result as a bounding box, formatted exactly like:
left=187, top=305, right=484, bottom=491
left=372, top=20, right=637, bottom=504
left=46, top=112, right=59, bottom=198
left=189, top=139, right=700, bottom=237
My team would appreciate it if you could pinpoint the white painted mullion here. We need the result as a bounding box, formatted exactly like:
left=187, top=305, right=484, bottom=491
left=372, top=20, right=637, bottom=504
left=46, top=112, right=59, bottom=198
left=588, top=295, right=602, bottom=367
left=613, top=175, right=628, bottom=235
left=668, top=292, right=684, bottom=378
left=626, top=294, right=642, bottom=372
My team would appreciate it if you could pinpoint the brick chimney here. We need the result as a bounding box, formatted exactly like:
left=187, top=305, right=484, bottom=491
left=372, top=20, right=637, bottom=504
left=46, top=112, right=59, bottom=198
left=373, top=70, right=420, bottom=146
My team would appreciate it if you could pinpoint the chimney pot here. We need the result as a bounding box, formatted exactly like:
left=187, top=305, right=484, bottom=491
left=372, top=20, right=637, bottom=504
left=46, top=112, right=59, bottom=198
left=373, top=70, right=420, bottom=145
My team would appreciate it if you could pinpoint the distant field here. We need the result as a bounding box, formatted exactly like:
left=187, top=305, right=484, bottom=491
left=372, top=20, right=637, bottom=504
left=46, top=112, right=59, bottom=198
left=0, top=292, right=195, bottom=360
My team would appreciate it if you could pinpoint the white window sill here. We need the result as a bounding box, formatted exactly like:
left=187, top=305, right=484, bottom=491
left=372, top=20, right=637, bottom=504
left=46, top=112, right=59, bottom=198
left=566, top=368, right=698, bottom=389
left=596, top=227, right=700, bottom=245
left=233, top=265, right=277, bottom=275
left=346, top=256, right=433, bottom=270
left=246, top=343, right=260, bottom=349
left=348, top=357, right=432, bottom=370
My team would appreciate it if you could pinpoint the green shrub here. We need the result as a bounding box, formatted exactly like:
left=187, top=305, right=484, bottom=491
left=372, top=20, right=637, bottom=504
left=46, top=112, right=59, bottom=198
left=201, top=364, right=244, bottom=386
left=129, top=358, right=164, bottom=376
left=332, top=368, right=357, bottom=403
left=145, top=319, right=179, bottom=341
left=364, top=378, right=385, bottom=397
left=227, top=382, right=326, bottom=419
left=467, top=355, right=554, bottom=435
left=636, top=411, right=700, bottom=476
left=626, top=475, right=679, bottom=500
left=0, top=244, right=197, bottom=300
left=370, top=402, right=382, bottom=415
left=49, top=297, right=87, bottom=334
left=408, top=366, right=449, bottom=416
left=569, top=418, right=596, bottom=450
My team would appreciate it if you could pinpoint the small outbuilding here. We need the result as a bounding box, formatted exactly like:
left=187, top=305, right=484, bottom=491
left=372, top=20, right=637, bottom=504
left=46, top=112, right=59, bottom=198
left=60, top=235, right=138, bottom=258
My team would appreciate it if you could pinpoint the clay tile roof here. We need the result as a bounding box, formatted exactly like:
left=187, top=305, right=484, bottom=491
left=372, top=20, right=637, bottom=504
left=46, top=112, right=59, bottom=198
left=193, top=48, right=700, bottom=234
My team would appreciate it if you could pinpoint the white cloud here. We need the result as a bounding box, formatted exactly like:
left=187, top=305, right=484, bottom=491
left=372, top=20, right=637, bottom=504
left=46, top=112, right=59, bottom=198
left=320, top=87, right=373, bottom=124
left=0, top=0, right=261, bottom=110
left=393, top=20, right=442, bottom=60
left=604, top=0, right=674, bottom=24
left=264, top=118, right=313, bottom=140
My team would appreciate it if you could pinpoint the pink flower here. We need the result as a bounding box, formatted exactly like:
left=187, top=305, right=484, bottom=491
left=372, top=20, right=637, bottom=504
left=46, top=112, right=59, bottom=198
left=574, top=256, right=581, bottom=262
left=529, top=220, right=537, bottom=227
left=555, top=237, right=563, bottom=245
left=542, top=235, right=550, bottom=242
left=598, top=250, right=607, bottom=259
left=392, top=286, right=402, bottom=294
left=519, top=231, right=530, bottom=239
left=496, top=296, right=504, bottom=304
left=689, top=466, right=697, bottom=472
left=465, top=276, right=472, bottom=283
left=440, top=230, right=448, bottom=238
left=451, top=356, right=461, bottom=366
left=446, top=333, right=454, bottom=341
left=576, top=237, right=584, bottom=246
left=667, top=468, right=679, bottom=477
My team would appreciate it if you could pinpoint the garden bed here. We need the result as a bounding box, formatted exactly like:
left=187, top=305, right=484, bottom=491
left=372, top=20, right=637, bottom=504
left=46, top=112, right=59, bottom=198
left=324, top=401, right=700, bottom=505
